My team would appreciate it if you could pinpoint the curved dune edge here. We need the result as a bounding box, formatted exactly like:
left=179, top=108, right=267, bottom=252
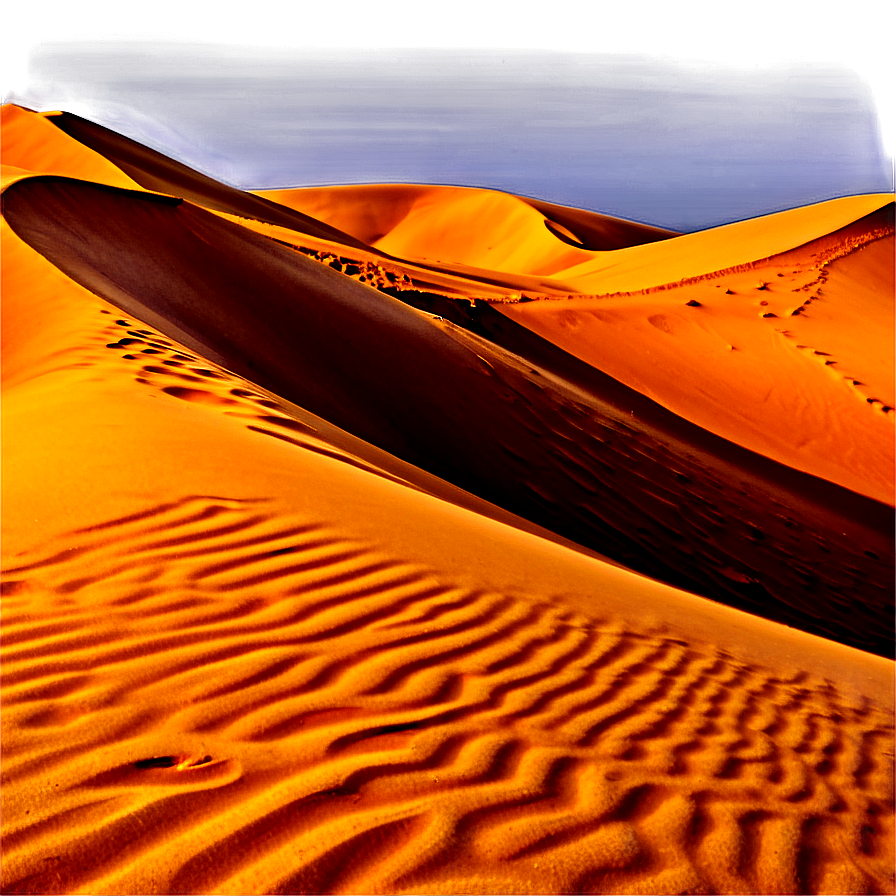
left=257, top=183, right=677, bottom=274
left=2, top=104, right=895, bottom=894
left=499, top=205, right=895, bottom=505
left=1, top=105, right=372, bottom=252
left=0, top=106, right=143, bottom=190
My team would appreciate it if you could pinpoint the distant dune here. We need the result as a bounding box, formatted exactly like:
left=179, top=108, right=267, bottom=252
left=2, top=103, right=893, bottom=895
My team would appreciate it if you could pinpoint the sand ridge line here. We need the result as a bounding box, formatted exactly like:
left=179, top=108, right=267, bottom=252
left=496, top=219, right=895, bottom=503
left=479, top=214, right=896, bottom=305
left=2, top=497, right=893, bottom=894
left=289, top=224, right=896, bottom=448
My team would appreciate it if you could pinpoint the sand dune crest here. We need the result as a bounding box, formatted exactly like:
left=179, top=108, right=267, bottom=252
left=258, top=183, right=677, bottom=277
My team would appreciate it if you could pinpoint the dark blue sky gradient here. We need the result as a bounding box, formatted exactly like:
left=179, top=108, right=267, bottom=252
left=2, top=0, right=894, bottom=230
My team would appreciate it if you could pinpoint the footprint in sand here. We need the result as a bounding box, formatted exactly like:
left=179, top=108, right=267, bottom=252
left=134, top=754, right=213, bottom=770
left=82, top=753, right=242, bottom=789
left=100, top=309, right=343, bottom=446
left=161, top=386, right=238, bottom=406
left=775, top=336, right=892, bottom=412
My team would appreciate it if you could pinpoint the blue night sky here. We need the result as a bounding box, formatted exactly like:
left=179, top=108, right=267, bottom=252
left=2, top=0, right=894, bottom=230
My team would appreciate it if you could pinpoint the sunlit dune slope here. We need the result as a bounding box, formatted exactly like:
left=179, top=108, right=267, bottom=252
left=258, top=183, right=676, bottom=274
left=498, top=204, right=895, bottom=504
left=555, top=194, right=893, bottom=293
left=1, top=105, right=141, bottom=189
left=4, top=173, right=893, bottom=656
left=2, top=207, right=894, bottom=895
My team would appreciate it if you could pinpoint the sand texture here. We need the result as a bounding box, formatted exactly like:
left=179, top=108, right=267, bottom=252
left=2, top=104, right=894, bottom=895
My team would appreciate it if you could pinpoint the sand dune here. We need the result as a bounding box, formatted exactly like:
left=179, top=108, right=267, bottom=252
left=2, top=104, right=894, bottom=895
left=257, top=162, right=893, bottom=511
left=3, top=107, right=370, bottom=251
left=1, top=106, right=141, bottom=189
left=498, top=203, right=895, bottom=504
left=259, top=183, right=676, bottom=269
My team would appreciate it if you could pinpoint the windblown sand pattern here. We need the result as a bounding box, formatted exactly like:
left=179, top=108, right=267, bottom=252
left=2, top=104, right=894, bottom=894
left=3, top=506, right=894, bottom=895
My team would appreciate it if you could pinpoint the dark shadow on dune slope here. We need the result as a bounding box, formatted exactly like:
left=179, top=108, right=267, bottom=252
left=46, top=110, right=373, bottom=253
left=522, top=196, right=677, bottom=249
left=3, top=175, right=893, bottom=656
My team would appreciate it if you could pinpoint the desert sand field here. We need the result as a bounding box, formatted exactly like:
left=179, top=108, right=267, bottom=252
left=1, top=103, right=894, bottom=894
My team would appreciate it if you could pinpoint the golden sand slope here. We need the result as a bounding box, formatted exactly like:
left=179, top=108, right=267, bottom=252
left=498, top=204, right=895, bottom=505
left=259, top=184, right=676, bottom=270
left=2, top=105, right=895, bottom=895
left=0, top=106, right=141, bottom=189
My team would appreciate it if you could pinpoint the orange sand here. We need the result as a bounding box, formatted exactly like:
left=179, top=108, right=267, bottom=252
left=2, top=105, right=894, bottom=895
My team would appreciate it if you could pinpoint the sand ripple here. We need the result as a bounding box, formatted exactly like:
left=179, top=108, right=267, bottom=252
left=2, top=490, right=893, bottom=894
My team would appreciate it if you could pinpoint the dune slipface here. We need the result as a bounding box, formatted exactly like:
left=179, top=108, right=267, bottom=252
left=1, top=104, right=894, bottom=895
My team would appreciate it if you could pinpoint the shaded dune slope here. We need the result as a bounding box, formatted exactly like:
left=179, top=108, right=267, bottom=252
left=4, top=174, right=893, bottom=655
left=522, top=194, right=676, bottom=250
left=44, top=110, right=373, bottom=252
